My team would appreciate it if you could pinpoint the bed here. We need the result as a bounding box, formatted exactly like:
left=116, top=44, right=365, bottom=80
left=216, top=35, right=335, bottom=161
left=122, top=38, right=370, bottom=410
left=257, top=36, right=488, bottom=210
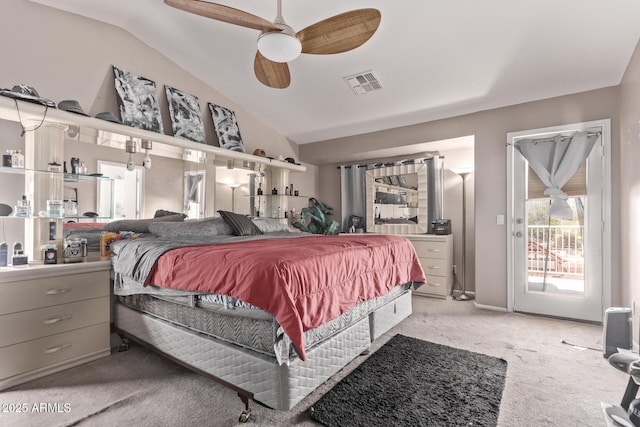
left=104, top=214, right=426, bottom=417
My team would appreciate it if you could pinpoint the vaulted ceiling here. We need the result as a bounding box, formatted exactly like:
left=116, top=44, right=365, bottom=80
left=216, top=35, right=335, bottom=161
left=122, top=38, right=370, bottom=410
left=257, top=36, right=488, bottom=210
left=30, top=0, right=640, bottom=144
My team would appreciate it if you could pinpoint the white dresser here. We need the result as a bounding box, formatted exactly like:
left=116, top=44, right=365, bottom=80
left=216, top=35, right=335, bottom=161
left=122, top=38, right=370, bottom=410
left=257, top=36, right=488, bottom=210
left=405, top=234, right=454, bottom=298
left=0, top=262, right=111, bottom=390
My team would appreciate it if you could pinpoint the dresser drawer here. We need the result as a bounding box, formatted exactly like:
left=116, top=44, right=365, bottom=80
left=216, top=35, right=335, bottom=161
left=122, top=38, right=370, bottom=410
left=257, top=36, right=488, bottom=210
left=0, top=323, right=110, bottom=379
left=414, top=274, right=450, bottom=297
left=410, top=240, right=449, bottom=259
left=418, top=257, right=449, bottom=277
left=0, top=271, right=109, bottom=315
left=0, top=297, right=109, bottom=348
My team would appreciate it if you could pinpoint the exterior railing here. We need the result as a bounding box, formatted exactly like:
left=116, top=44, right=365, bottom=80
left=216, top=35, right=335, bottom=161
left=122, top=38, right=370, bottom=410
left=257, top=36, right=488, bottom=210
left=527, top=225, right=584, bottom=277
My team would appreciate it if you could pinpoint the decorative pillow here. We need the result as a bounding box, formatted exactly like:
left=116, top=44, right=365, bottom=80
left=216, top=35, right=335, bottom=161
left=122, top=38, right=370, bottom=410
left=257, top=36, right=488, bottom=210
left=154, top=209, right=186, bottom=218
left=148, top=217, right=234, bottom=238
left=252, top=217, right=291, bottom=233
left=103, top=214, right=186, bottom=233
left=100, top=231, right=143, bottom=258
left=217, top=210, right=262, bottom=236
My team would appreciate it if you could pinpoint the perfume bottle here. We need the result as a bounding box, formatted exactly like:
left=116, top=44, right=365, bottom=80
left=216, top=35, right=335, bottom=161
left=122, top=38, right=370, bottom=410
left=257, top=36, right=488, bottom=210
left=15, top=195, right=32, bottom=218
left=11, top=149, right=24, bottom=168
left=257, top=182, right=263, bottom=195
left=0, top=242, right=7, bottom=267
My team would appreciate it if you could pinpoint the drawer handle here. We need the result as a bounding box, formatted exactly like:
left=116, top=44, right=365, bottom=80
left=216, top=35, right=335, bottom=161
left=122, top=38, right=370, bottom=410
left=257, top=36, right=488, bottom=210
left=428, top=249, right=441, bottom=253
left=428, top=282, right=442, bottom=287
left=427, top=266, right=441, bottom=270
left=44, top=314, right=73, bottom=325
left=45, top=288, right=72, bottom=295
left=44, top=343, right=72, bottom=354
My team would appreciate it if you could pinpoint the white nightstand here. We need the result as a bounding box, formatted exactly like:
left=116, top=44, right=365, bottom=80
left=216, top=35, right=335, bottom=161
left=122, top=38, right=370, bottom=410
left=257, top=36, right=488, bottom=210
left=405, top=234, right=453, bottom=298
left=0, top=261, right=111, bottom=390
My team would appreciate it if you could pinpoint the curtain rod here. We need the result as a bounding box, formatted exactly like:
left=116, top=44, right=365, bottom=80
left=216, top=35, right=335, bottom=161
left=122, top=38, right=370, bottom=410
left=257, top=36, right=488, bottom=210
left=336, top=156, right=442, bottom=169
left=507, top=130, right=601, bottom=146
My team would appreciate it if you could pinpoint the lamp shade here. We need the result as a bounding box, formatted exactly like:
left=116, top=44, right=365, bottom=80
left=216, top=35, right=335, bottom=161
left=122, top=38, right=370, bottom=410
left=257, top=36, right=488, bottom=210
left=257, top=31, right=301, bottom=63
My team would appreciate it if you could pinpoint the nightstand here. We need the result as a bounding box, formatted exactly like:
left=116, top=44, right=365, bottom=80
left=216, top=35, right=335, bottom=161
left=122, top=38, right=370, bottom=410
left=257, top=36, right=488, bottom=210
left=0, top=262, right=111, bottom=390
left=405, top=234, right=453, bottom=298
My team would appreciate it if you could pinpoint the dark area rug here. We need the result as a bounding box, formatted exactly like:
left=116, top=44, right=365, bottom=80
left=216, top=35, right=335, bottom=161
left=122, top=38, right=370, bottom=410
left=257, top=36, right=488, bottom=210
left=309, top=334, right=507, bottom=427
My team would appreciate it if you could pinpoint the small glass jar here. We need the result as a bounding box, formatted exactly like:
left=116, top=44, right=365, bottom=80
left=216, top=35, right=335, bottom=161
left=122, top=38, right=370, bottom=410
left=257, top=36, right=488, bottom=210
left=46, top=200, right=64, bottom=218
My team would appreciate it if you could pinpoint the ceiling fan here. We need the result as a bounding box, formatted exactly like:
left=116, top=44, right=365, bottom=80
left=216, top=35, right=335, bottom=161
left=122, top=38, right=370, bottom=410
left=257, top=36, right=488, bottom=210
left=164, top=0, right=381, bottom=89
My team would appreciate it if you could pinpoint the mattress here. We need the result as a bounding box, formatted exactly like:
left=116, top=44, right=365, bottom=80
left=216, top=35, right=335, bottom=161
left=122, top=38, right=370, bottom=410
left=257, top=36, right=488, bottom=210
left=118, top=283, right=411, bottom=365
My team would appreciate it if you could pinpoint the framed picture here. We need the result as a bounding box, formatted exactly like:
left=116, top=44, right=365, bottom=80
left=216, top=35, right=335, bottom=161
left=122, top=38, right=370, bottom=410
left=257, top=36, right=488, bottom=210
left=165, top=86, right=205, bottom=143
left=208, top=103, right=246, bottom=152
left=112, top=65, right=163, bottom=133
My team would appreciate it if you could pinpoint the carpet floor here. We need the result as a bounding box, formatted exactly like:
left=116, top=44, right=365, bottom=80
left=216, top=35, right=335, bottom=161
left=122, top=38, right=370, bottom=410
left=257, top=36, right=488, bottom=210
left=309, top=334, right=507, bottom=426
left=0, top=297, right=630, bottom=426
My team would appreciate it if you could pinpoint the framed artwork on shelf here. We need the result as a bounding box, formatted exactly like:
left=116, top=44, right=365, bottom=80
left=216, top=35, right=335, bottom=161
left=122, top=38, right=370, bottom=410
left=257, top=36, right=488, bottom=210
left=208, top=103, right=246, bottom=152
left=112, top=65, right=163, bottom=133
left=165, top=86, right=205, bottom=144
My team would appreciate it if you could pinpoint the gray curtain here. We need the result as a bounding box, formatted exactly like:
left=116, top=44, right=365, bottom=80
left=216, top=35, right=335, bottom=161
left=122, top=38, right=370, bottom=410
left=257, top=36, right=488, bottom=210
left=340, top=165, right=367, bottom=232
left=515, top=131, right=599, bottom=219
left=425, top=156, right=444, bottom=229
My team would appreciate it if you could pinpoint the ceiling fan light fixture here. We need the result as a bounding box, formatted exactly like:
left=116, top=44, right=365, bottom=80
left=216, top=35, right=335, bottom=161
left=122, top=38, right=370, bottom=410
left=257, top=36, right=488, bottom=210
left=257, top=26, right=301, bottom=63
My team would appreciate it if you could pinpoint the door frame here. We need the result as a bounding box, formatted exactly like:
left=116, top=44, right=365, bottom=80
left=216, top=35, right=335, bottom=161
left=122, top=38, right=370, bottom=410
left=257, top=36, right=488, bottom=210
left=506, top=119, right=611, bottom=320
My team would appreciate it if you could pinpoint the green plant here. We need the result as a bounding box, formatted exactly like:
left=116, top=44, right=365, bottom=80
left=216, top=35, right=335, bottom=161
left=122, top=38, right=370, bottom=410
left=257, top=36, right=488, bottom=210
left=292, top=197, right=340, bottom=235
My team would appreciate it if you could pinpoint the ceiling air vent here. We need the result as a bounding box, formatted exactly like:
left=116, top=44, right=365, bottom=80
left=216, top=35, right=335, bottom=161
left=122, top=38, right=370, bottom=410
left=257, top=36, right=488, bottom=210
left=344, top=70, right=383, bottom=95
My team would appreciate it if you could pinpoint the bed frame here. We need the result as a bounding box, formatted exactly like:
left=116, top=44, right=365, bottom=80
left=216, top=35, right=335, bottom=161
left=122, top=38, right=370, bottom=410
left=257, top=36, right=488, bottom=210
left=113, top=289, right=413, bottom=421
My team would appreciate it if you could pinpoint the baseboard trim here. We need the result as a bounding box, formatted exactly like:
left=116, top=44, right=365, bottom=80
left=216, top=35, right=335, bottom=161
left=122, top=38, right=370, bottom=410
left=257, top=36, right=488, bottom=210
left=473, top=302, right=508, bottom=312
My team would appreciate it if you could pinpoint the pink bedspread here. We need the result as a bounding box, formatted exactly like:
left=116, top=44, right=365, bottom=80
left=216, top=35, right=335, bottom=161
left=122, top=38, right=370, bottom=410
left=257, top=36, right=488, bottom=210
left=147, top=234, right=425, bottom=360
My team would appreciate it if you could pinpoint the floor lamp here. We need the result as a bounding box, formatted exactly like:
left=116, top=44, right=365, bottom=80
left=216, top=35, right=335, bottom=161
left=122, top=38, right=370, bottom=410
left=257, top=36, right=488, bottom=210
left=451, top=167, right=474, bottom=301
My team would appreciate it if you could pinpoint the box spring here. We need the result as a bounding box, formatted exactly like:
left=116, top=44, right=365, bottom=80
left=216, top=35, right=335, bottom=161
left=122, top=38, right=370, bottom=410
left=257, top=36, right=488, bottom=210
left=117, top=283, right=411, bottom=364
left=114, top=289, right=413, bottom=410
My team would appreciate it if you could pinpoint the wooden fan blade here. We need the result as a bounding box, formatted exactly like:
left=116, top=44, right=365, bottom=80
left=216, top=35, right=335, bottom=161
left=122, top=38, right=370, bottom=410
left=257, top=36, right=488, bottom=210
left=165, top=0, right=281, bottom=32
left=297, top=9, right=381, bottom=55
left=254, top=52, right=291, bottom=89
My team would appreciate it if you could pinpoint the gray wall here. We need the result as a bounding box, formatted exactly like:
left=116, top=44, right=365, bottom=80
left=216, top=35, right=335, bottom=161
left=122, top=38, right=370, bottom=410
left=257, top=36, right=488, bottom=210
left=619, top=39, right=640, bottom=343
left=303, top=87, right=621, bottom=309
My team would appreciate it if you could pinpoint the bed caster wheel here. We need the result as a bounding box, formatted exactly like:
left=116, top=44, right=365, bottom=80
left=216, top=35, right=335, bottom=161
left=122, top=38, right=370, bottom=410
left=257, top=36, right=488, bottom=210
left=117, top=337, right=130, bottom=352
left=239, top=409, right=251, bottom=423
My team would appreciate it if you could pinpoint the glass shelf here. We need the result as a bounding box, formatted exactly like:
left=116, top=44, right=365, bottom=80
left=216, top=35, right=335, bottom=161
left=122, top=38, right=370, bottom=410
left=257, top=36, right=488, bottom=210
left=0, top=166, right=114, bottom=181
left=248, top=194, right=310, bottom=198
left=64, top=173, right=114, bottom=182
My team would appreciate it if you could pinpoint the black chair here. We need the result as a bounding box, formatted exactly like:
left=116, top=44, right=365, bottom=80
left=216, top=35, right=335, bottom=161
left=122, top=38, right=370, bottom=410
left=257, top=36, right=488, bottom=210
left=609, top=352, right=640, bottom=410
left=605, top=352, right=640, bottom=426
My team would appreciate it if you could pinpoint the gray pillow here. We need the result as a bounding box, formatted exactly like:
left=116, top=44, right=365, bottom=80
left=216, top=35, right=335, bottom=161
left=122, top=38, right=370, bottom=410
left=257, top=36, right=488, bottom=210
left=103, top=214, right=186, bottom=233
left=252, top=218, right=291, bottom=233
left=147, top=217, right=234, bottom=238
left=154, top=209, right=185, bottom=218
left=218, top=210, right=262, bottom=236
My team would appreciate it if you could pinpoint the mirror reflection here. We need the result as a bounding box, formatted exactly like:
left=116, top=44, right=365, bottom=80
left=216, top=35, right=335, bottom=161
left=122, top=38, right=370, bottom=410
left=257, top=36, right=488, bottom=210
left=363, top=157, right=444, bottom=234
left=373, top=173, right=419, bottom=224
